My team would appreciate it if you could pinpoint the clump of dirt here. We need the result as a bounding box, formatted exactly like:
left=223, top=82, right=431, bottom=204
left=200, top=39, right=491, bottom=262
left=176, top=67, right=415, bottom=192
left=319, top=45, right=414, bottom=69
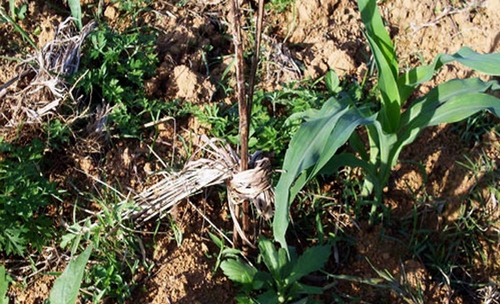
left=284, top=0, right=361, bottom=79
left=9, top=274, right=56, bottom=304
left=134, top=233, right=236, bottom=304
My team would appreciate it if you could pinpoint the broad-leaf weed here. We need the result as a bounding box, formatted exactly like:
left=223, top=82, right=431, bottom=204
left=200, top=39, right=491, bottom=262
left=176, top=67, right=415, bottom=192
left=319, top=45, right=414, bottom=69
left=221, top=237, right=330, bottom=303
left=74, top=23, right=160, bottom=138
left=0, top=138, right=58, bottom=256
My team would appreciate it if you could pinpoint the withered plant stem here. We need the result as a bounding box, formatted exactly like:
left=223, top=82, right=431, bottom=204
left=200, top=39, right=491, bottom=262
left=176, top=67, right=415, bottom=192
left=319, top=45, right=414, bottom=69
left=229, top=0, right=248, bottom=247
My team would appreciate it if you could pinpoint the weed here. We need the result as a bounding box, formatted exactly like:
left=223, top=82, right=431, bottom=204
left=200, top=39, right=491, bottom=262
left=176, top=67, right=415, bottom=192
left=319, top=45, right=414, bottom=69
left=0, top=7, right=37, bottom=50
left=221, top=237, right=330, bottom=303
left=196, top=80, right=326, bottom=166
left=267, top=0, right=295, bottom=13
left=0, top=138, right=59, bottom=256
left=74, top=23, right=160, bottom=138
left=61, top=190, right=148, bottom=302
left=452, top=110, right=500, bottom=145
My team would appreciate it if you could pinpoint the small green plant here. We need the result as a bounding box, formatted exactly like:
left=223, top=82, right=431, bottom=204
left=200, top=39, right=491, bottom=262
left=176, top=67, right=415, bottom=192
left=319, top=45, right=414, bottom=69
left=221, top=237, right=331, bottom=303
left=0, top=138, right=58, bottom=256
left=273, top=0, right=500, bottom=249
left=61, top=190, right=147, bottom=303
left=75, top=23, right=162, bottom=137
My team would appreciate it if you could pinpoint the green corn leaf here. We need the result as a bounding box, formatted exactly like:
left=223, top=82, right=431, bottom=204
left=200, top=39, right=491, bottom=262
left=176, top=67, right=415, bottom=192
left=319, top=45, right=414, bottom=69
left=358, top=0, right=401, bottom=133
left=384, top=78, right=500, bottom=190
left=220, top=258, right=257, bottom=286
left=48, top=245, right=92, bottom=304
left=401, top=78, right=499, bottom=126
left=274, top=99, right=375, bottom=249
left=68, top=0, right=82, bottom=30
left=399, top=47, right=500, bottom=101
left=428, top=93, right=500, bottom=125
left=287, top=245, right=331, bottom=285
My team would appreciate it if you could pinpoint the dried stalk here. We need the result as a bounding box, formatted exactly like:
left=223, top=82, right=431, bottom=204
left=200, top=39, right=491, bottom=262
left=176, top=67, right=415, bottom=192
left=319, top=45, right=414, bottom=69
left=229, top=0, right=249, bottom=246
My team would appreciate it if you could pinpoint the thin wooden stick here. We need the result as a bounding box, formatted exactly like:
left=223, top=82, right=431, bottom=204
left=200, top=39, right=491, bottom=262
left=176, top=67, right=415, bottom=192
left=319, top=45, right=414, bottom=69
left=229, top=0, right=248, bottom=247
left=244, top=0, right=265, bottom=246
left=247, top=0, right=265, bottom=119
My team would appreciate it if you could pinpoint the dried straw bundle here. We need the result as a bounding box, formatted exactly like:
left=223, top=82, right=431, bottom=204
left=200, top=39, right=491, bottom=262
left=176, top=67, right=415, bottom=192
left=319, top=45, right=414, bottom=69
left=123, top=136, right=274, bottom=244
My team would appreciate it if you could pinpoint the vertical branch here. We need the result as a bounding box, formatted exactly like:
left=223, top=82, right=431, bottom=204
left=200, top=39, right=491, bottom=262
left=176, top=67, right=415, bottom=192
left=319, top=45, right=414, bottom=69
left=247, top=0, right=264, bottom=121
left=229, top=0, right=248, bottom=246
left=244, top=0, right=265, bottom=244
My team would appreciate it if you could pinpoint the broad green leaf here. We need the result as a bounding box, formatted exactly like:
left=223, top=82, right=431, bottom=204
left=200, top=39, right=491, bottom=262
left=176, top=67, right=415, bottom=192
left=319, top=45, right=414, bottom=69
left=401, top=78, right=499, bottom=125
left=358, top=0, right=401, bottom=132
left=399, top=47, right=500, bottom=101
left=385, top=79, right=500, bottom=191
left=48, top=245, right=92, bottom=304
left=220, top=259, right=257, bottom=285
left=310, top=110, right=377, bottom=178
left=0, top=266, right=9, bottom=304
left=274, top=100, right=358, bottom=248
left=258, top=237, right=281, bottom=279
left=287, top=245, right=331, bottom=285
left=274, top=99, right=349, bottom=248
left=256, top=290, right=280, bottom=303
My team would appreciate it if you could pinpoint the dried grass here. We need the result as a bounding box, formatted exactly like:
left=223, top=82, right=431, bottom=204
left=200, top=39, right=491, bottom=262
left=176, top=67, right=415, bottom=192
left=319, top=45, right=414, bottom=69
left=0, top=17, right=96, bottom=139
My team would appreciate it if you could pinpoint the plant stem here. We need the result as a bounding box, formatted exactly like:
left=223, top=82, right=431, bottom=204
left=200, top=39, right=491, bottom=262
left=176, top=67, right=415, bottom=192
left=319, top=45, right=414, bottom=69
left=230, top=0, right=248, bottom=247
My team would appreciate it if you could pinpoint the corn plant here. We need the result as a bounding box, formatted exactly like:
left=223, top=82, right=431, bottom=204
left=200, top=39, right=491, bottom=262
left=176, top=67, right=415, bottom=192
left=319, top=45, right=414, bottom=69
left=273, top=0, right=500, bottom=249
